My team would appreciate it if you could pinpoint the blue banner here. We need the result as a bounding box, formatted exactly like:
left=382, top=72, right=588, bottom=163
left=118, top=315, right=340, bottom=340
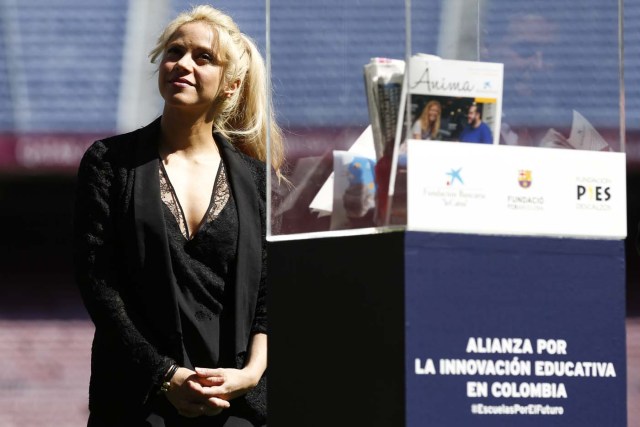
left=405, top=232, right=626, bottom=426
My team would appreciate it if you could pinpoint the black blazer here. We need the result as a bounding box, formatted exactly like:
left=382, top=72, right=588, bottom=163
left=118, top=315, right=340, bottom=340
left=73, top=117, right=267, bottom=422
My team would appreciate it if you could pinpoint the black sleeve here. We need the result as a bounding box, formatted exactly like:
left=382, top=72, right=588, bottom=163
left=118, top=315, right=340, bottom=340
left=73, top=141, right=175, bottom=403
left=250, top=160, right=267, bottom=335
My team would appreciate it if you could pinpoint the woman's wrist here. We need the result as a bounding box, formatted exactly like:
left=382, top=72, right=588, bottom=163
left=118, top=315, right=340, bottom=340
left=241, top=333, right=267, bottom=389
left=240, top=365, right=263, bottom=388
left=170, top=367, right=193, bottom=387
left=158, top=363, right=180, bottom=394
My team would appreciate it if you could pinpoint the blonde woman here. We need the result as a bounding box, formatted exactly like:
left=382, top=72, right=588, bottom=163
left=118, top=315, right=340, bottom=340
left=74, top=5, right=282, bottom=426
left=411, top=100, right=442, bottom=140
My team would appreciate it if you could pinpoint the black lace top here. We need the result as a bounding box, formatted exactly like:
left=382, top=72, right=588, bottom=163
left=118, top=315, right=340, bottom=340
left=159, top=159, right=239, bottom=369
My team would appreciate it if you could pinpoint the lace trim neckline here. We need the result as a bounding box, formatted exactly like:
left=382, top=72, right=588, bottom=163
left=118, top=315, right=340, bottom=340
left=159, top=160, right=230, bottom=240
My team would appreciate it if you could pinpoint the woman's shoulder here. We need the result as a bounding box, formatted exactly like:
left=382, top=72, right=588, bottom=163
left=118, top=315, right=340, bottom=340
left=215, top=133, right=267, bottom=180
left=83, top=134, right=131, bottom=164
left=76, top=135, right=137, bottom=191
left=237, top=152, right=267, bottom=200
left=81, top=119, right=160, bottom=168
left=238, top=151, right=266, bottom=174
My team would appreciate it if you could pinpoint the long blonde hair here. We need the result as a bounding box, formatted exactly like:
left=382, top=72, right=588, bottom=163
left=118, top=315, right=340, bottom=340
left=149, top=5, right=284, bottom=174
left=419, top=100, right=442, bottom=140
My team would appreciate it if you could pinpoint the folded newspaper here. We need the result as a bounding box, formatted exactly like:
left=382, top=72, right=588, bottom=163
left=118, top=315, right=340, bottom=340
left=363, top=58, right=405, bottom=159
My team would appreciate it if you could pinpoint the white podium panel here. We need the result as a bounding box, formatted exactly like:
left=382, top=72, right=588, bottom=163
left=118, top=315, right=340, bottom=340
left=407, top=141, right=626, bottom=239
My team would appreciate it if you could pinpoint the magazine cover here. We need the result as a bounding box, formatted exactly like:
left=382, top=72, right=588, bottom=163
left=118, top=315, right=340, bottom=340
left=400, top=55, right=504, bottom=148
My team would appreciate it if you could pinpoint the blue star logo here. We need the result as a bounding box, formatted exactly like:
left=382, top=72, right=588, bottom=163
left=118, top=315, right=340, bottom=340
left=446, top=168, right=463, bottom=186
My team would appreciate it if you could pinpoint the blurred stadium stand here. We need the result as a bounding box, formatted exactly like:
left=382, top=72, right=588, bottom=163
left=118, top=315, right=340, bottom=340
left=0, top=1, right=638, bottom=426
left=0, top=320, right=92, bottom=426
left=0, top=0, right=127, bottom=132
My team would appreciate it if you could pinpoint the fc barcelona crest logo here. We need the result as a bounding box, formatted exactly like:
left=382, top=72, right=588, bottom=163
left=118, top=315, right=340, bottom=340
left=518, top=170, right=532, bottom=188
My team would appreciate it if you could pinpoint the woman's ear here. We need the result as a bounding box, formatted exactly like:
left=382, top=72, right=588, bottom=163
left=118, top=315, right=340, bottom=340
left=223, top=79, right=241, bottom=98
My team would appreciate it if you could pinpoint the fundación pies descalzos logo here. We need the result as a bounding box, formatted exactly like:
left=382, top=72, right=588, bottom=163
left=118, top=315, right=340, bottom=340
left=575, top=176, right=612, bottom=211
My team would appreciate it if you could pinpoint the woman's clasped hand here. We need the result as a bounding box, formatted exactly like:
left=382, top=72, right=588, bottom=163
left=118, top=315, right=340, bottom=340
left=166, top=366, right=263, bottom=418
left=165, top=367, right=229, bottom=417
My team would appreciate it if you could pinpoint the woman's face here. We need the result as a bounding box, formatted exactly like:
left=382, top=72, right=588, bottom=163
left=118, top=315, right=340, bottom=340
left=427, top=105, right=440, bottom=123
left=158, top=22, right=225, bottom=111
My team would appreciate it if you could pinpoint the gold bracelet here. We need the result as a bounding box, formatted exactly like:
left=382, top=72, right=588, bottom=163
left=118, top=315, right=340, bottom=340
left=160, top=381, right=172, bottom=393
